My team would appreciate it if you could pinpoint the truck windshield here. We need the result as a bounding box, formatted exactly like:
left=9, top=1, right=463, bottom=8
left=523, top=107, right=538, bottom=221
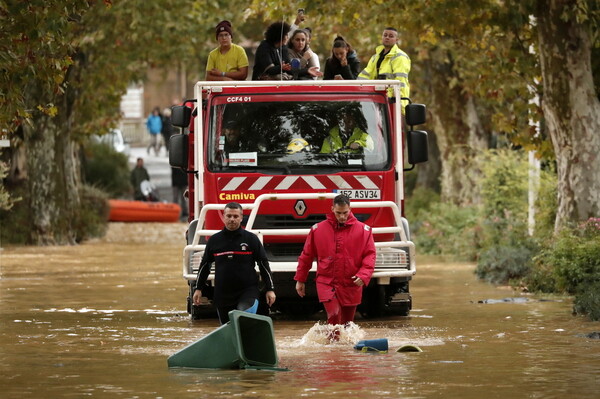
left=207, top=100, right=391, bottom=174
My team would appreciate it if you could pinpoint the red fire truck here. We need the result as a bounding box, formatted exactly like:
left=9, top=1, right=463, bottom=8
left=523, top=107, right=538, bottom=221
left=169, top=80, right=428, bottom=319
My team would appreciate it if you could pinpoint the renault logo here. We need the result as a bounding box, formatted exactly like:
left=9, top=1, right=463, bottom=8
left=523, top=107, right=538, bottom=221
left=294, top=200, right=307, bottom=217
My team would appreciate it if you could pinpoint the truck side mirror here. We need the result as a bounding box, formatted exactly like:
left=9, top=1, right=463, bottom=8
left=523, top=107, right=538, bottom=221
left=171, top=105, right=191, bottom=128
left=407, top=130, right=429, bottom=165
left=405, top=103, right=426, bottom=126
left=169, top=134, right=189, bottom=169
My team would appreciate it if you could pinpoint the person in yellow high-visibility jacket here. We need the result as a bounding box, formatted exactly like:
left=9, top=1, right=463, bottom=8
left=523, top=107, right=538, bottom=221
left=320, top=108, right=374, bottom=154
left=358, top=27, right=410, bottom=109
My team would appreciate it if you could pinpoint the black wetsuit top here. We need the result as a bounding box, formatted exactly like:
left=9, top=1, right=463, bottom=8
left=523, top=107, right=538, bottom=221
left=195, top=227, right=274, bottom=307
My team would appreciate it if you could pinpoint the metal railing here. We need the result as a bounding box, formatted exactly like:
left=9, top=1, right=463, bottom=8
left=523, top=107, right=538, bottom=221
left=182, top=193, right=416, bottom=284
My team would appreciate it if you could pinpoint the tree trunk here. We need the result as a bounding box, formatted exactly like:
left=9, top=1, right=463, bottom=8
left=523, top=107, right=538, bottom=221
left=24, top=114, right=81, bottom=245
left=537, top=0, right=600, bottom=229
left=426, top=52, right=491, bottom=206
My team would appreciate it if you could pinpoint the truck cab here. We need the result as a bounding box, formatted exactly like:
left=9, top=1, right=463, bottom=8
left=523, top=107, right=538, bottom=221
left=169, top=80, right=428, bottom=319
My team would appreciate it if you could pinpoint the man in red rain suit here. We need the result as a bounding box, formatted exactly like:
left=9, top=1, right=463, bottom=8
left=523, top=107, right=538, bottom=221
left=294, top=194, right=376, bottom=327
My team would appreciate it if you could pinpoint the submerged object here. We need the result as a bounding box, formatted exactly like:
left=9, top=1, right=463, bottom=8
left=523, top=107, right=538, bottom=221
left=168, top=310, right=286, bottom=370
left=397, top=344, right=423, bottom=352
left=108, top=199, right=181, bottom=222
left=354, top=338, right=389, bottom=353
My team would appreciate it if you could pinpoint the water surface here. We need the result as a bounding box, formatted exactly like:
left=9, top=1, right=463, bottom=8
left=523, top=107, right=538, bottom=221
left=1, top=223, right=599, bottom=398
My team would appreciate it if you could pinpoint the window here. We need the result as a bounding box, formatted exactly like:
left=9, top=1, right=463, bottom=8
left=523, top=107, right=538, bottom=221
left=208, top=100, right=390, bottom=174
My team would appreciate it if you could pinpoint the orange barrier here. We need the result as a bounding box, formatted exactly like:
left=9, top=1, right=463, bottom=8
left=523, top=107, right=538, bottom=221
left=108, top=199, right=181, bottom=223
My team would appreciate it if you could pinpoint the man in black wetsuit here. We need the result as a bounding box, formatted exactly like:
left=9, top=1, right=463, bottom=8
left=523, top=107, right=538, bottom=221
left=192, top=202, right=276, bottom=324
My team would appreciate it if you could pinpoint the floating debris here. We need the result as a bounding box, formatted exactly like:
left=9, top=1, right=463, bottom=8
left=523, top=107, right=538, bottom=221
left=397, top=344, right=423, bottom=352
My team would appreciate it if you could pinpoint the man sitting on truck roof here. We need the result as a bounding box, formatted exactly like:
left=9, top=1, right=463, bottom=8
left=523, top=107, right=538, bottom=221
left=206, top=20, right=249, bottom=81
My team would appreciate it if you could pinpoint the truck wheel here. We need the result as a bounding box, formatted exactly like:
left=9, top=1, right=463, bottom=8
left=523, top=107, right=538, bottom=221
left=394, top=301, right=410, bottom=317
left=188, top=296, right=202, bottom=320
left=360, top=285, right=386, bottom=318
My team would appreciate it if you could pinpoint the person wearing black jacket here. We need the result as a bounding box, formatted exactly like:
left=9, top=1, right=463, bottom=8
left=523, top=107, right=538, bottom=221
left=252, top=21, right=293, bottom=80
left=323, top=36, right=360, bottom=80
left=192, top=202, right=276, bottom=324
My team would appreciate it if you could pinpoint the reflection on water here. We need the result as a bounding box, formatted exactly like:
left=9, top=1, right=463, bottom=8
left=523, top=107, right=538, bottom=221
left=1, top=223, right=599, bottom=398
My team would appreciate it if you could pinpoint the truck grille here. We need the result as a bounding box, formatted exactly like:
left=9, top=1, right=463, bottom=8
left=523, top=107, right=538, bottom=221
left=252, top=214, right=325, bottom=229
left=251, top=213, right=369, bottom=229
left=265, top=243, right=304, bottom=261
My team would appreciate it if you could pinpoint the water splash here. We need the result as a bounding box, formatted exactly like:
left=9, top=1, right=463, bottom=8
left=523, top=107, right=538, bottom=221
left=297, top=322, right=365, bottom=346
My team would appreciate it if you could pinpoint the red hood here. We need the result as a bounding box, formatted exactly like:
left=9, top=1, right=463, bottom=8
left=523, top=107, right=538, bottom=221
left=325, top=210, right=358, bottom=227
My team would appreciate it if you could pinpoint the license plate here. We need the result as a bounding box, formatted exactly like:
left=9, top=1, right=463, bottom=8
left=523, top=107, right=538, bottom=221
left=334, top=189, right=381, bottom=200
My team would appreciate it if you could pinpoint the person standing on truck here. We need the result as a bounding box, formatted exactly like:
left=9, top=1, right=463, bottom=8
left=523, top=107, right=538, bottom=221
left=287, top=29, right=322, bottom=80
left=358, top=27, right=410, bottom=107
left=192, top=202, right=276, bottom=324
left=323, top=37, right=360, bottom=80
left=252, top=21, right=293, bottom=80
left=320, top=107, right=374, bottom=153
left=294, top=195, right=376, bottom=332
left=206, top=20, right=249, bottom=81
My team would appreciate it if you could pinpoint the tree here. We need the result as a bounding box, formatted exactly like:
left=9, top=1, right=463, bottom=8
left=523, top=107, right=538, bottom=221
left=534, top=0, right=600, bottom=228
left=1, top=0, right=225, bottom=244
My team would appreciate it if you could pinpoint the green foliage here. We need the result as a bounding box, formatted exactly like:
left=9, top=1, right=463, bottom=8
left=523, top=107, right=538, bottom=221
left=474, top=149, right=541, bottom=281
left=573, top=280, right=600, bottom=321
left=475, top=245, right=534, bottom=284
left=0, top=161, right=20, bottom=211
left=410, top=194, right=482, bottom=261
left=478, top=149, right=530, bottom=247
left=403, top=186, right=439, bottom=221
left=72, top=184, right=109, bottom=243
left=83, top=142, right=130, bottom=198
left=532, top=163, right=558, bottom=241
left=529, top=220, right=600, bottom=294
left=527, top=219, right=600, bottom=320
left=0, top=183, right=30, bottom=244
left=411, top=149, right=552, bottom=272
left=0, top=1, right=88, bottom=132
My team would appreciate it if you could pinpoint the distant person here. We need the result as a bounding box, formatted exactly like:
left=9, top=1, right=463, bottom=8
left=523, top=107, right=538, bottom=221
left=161, top=107, right=174, bottom=156
left=252, top=21, right=293, bottom=80
left=320, top=107, right=374, bottom=153
left=146, top=107, right=162, bottom=156
left=171, top=167, right=188, bottom=221
left=324, top=37, right=360, bottom=80
left=130, top=158, right=150, bottom=201
left=193, top=202, right=276, bottom=324
left=206, top=20, right=249, bottom=81
left=358, top=27, right=410, bottom=106
left=287, top=29, right=322, bottom=80
left=294, top=195, right=375, bottom=336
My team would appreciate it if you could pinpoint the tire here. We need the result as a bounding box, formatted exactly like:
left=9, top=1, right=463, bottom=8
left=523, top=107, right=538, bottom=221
left=359, top=285, right=387, bottom=318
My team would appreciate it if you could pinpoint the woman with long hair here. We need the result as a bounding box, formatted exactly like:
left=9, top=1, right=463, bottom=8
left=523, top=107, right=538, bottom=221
left=287, top=29, right=322, bottom=80
left=323, top=36, right=360, bottom=80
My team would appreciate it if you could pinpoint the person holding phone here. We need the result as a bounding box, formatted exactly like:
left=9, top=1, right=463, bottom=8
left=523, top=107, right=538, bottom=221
left=252, top=21, right=293, bottom=80
left=323, top=36, right=360, bottom=80
left=287, top=29, right=322, bottom=80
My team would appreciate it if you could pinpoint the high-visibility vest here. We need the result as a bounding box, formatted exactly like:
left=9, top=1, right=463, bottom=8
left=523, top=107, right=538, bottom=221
left=358, top=44, right=410, bottom=107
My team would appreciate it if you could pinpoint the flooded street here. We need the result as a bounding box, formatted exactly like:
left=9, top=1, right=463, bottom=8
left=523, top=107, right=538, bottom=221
left=1, top=223, right=599, bottom=398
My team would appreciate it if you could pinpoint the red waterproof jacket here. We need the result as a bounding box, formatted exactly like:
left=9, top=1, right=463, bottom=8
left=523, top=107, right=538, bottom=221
left=294, top=211, right=376, bottom=306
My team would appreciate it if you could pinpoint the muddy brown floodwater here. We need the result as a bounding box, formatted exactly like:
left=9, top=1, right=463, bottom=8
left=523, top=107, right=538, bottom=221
left=1, top=222, right=599, bottom=398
